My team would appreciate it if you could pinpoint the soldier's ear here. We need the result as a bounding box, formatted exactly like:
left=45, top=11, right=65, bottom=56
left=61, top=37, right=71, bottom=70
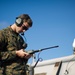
left=15, top=17, right=23, bottom=27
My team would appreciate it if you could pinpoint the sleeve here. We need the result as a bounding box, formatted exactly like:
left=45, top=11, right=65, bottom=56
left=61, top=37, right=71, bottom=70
left=0, top=50, right=16, bottom=61
left=0, top=30, right=17, bottom=61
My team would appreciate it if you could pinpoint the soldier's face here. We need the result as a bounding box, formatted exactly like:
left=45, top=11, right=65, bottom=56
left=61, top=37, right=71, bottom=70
left=17, top=22, right=30, bottom=33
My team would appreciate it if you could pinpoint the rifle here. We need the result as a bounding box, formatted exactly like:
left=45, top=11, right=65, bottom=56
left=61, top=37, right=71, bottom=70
left=26, top=45, right=59, bottom=54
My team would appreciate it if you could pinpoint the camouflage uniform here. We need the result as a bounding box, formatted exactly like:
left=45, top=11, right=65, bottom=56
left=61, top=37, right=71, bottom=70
left=0, top=26, right=28, bottom=75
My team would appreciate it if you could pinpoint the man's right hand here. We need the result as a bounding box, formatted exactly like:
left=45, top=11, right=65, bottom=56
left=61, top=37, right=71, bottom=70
left=16, top=49, right=32, bottom=59
left=16, top=49, right=27, bottom=58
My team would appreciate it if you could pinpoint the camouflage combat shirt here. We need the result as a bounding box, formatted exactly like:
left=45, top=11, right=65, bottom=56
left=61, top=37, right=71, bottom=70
left=0, top=26, right=27, bottom=75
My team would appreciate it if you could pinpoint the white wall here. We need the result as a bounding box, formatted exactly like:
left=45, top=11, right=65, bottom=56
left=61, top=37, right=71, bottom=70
left=30, top=54, right=75, bottom=75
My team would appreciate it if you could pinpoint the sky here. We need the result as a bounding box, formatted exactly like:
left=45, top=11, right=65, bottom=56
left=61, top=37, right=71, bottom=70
left=0, top=0, right=75, bottom=64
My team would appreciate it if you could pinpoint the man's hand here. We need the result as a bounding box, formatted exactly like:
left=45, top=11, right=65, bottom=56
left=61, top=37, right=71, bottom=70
left=16, top=49, right=32, bottom=59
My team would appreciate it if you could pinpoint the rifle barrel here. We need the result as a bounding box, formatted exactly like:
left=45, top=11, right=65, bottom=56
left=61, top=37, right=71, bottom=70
left=28, top=45, right=59, bottom=54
